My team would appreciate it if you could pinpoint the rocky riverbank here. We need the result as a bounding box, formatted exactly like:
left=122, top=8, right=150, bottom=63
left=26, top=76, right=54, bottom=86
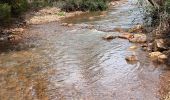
left=0, top=7, right=85, bottom=44
left=149, top=22, right=170, bottom=66
left=0, top=0, right=126, bottom=44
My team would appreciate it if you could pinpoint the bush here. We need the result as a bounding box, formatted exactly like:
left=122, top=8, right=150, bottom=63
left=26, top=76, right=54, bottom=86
left=0, top=0, right=28, bottom=15
left=31, top=0, right=53, bottom=8
left=0, top=3, right=11, bottom=23
left=165, top=0, right=170, bottom=14
left=60, top=0, right=109, bottom=12
left=10, top=0, right=28, bottom=15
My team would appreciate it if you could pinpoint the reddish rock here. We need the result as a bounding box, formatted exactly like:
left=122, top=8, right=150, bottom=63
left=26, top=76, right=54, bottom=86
left=129, top=34, right=147, bottom=43
left=118, top=33, right=133, bottom=39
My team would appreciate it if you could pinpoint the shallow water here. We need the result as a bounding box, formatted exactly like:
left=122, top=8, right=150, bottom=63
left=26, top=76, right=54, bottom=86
left=0, top=0, right=170, bottom=100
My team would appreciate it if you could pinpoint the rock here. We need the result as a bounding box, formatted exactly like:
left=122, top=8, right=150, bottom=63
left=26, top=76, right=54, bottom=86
left=128, top=45, right=138, bottom=50
left=163, top=50, right=170, bottom=65
left=129, top=34, right=147, bottom=43
left=141, top=43, right=153, bottom=51
left=118, top=33, right=133, bottom=39
left=0, top=37, right=5, bottom=42
left=61, top=23, right=68, bottom=26
left=128, top=24, right=144, bottom=33
left=88, top=25, right=95, bottom=29
left=11, top=28, right=24, bottom=33
left=149, top=51, right=168, bottom=63
left=61, top=23, right=73, bottom=27
left=102, top=34, right=117, bottom=40
left=153, top=39, right=168, bottom=51
left=141, top=43, right=148, bottom=47
left=99, top=15, right=105, bottom=17
left=7, top=35, right=22, bottom=44
left=149, top=52, right=162, bottom=58
left=125, top=55, right=138, bottom=61
left=114, top=27, right=124, bottom=32
left=68, top=23, right=73, bottom=27
left=158, top=54, right=168, bottom=63
left=89, top=17, right=94, bottom=20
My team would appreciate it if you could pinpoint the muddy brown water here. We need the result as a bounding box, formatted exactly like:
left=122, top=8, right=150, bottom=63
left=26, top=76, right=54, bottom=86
left=0, top=0, right=170, bottom=100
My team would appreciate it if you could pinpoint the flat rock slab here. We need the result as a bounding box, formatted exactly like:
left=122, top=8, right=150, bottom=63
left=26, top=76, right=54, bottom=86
left=129, top=34, right=147, bottom=43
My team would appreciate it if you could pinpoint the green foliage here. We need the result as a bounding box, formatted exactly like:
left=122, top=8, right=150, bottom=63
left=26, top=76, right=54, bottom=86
left=11, top=0, right=28, bottom=15
left=60, top=0, right=109, bottom=12
left=165, top=0, right=170, bottom=14
left=0, top=0, right=28, bottom=15
left=31, top=0, right=53, bottom=8
left=0, top=3, right=11, bottom=23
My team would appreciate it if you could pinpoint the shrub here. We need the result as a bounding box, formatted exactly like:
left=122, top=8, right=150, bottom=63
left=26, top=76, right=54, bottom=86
left=10, top=0, right=28, bottom=15
left=165, top=0, right=170, bottom=14
left=31, top=0, right=53, bottom=8
left=0, top=0, right=28, bottom=15
left=60, top=0, right=109, bottom=12
left=0, top=3, right=11, bottom=23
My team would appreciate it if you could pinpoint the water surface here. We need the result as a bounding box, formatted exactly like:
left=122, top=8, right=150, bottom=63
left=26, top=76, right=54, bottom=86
left=0, top=0, right=170, bottom=100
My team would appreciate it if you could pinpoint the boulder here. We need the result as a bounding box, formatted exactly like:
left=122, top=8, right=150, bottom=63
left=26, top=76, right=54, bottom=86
left=158, top=54, right=168, bottom=63
left=149, top=51, right=168, bottom=63
left=129, top=34, right=147, bottom=43
left=128, top=25, right=144, bottom=33
left=118, top=33, right=133, bottom=39
left=149, top=52, right=162, bottom=59
left=153, top=39, right=168, bottom=51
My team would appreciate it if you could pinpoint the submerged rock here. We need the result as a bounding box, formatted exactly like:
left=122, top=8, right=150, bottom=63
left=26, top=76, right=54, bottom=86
left=89, top=17, right=94, bottom=20
left=129, top=34, right=147, bottom=43
left=128, top=45, right=138, bottom=50
left=113, top=27, right=124, bottom=32
left=125, top=55, right=138, bottom=61
left=102, top=34, right=117, bottom=40
left=61, top=23, right=73, bottom=27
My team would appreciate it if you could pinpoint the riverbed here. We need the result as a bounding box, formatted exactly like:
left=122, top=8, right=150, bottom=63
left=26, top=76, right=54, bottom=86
left=0, top=0, right=170, bottom=100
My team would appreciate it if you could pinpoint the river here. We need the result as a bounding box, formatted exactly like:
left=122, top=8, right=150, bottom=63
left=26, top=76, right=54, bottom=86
left=0, top=0, right=170, bottom=100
